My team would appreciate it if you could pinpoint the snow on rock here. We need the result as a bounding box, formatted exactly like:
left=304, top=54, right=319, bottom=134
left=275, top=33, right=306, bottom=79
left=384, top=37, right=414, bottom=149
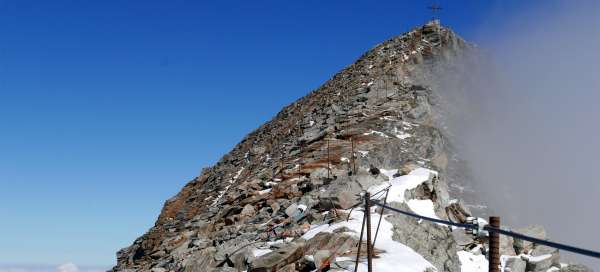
left=301, top=168, right=446, bottom=272
left=370, top=168, right=437, bottom=204
left=457, top=251, right=488, bottom=272
left=253, top=248, right=272, bottom=257
left=303, top=208, right=436, bottom=272
left=393, top=127, right=412, bottom=139
left=364, top=130, right=390, bottom=138
left=406, top=199, right=440, bottom=221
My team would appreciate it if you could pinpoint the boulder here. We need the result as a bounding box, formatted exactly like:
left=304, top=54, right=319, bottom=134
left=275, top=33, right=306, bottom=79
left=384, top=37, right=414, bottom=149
left=502, top=256, right=525, bottom=272
left=513, top=225, right=546, bottom=254
left=524, top=254, right=553, bottom=272
left=319, top=179, right=362, bottom=209
left=285, top=204, right=299, bottom=218
left=250, top=240, right=306, bottom=272
left=240, top=204, right=256, bottom=218
left=387, top=202, right=460, bottom=272
left=183, top=247, right=218, bottom=272
left=530, top=245, right=559, bottom=267
left=560, top=264, right=593, bottom=272
left=313, top=250, right=333, bottom=270
left=500, top=235, right=516, bottom=256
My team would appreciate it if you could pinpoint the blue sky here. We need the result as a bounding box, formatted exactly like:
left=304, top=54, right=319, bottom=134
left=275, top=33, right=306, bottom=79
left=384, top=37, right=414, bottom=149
left=0, top=0, right=559, bottom=268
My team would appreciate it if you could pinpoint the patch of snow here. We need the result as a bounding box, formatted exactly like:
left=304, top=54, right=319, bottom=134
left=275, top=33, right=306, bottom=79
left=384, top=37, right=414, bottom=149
left=406, top=199, right=440, bottom=221
left=258, top=188, right=272, bottom=195
left=357, top=150, right=369, bottom=157
left=303, top=208, right=436, bottom=272
left=211, top=167, right=245, bottom=206
left=524, top=254, right=552, bottom=262
left=458, top=251, right=488, bottom=272
left=233, top=167, right=245, bottom=181
left=379, top=116, right=396, bottom=121
left=364, top=130, right=390, bottom=138
left=393, top=127, right=412, bottom=139
left=371, top=168, right=437, bottom=204
left=253, top=248, right=272, bottom=257
left=341, top=157, right=350, bottom=163
left=309, top=120, right=315, bottom=126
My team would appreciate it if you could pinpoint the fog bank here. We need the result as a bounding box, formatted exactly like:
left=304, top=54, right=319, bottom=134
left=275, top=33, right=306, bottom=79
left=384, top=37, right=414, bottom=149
left=439, top=1, right=600, bottom=267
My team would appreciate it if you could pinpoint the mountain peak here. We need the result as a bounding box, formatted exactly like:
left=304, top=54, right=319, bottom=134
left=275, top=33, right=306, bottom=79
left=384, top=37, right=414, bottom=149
left=112, top=23, right=584, bottom=272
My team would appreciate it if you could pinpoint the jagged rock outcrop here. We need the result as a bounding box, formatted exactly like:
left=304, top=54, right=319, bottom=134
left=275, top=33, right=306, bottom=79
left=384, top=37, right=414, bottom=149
left=112, top=21, right=590, bottom=272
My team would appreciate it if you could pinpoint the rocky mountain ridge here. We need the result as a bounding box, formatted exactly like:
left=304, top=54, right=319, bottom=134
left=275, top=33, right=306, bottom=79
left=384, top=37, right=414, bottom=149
left=112, top=21, right=591, bottom=272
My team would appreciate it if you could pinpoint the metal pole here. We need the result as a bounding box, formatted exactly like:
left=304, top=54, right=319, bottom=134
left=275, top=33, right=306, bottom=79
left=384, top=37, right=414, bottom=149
left=354, top=206, right=366, bottom=272
left=351, top=138, right=356, bottom=174
left=489, top=216, right=500, bottom=272
left=280, top=150, right=284, bottom=181
left=365, top=192, right=373, bottom=272
left=372, top=188, right=389, bottom=247
left=327, top=138, right=331, bottom=180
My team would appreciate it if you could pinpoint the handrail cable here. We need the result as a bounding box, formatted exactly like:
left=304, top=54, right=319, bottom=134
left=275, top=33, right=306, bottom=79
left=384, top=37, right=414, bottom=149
left=370, top=200, right=600, bottom=259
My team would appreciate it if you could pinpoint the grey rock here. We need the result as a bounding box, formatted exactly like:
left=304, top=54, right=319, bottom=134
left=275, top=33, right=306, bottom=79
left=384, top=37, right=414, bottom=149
left=284, top=203, right=299, bottom=218
left=320, top=178, right=362, bottom=209
left=313, top=250, right=333, bottom=270
left=387, top=202, right=460, bottom=272
left=250, top=240, right=306, bottom=272
left=502, top=256, right=526, bottom=272
left=560, top=264, right=594, bottom=272
left=524, top=254, right=553, bottom=272
left=513, top=225, right=546, bottom=254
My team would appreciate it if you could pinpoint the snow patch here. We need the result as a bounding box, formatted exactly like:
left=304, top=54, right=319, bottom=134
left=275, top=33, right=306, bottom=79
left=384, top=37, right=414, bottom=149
left=406, top=199, right=440, bottom=222
left=357, top=150, right=369, bottom=157
left=370, top=168, right=437, bottom=204
left=458, top=251, right=488, bottom=272
left=303, top=208, right=436, bottom=272
left=364, top=130, right=390, bottom=138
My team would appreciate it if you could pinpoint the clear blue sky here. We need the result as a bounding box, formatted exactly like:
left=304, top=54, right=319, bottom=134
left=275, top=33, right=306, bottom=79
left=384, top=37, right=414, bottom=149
left=0, top=0, right=548, bottom=267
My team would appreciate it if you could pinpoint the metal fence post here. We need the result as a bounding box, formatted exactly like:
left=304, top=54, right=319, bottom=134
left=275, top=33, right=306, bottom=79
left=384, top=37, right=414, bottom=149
left=489, top=216, right=500, bottom=272
left=365, top=192, right=373, bottom=272
left=353, top=208, right=366, bottom=272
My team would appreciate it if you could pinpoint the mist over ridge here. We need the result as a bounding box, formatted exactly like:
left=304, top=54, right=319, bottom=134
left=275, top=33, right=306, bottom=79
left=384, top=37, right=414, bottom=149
left=433, top=1, right=600, bottom=267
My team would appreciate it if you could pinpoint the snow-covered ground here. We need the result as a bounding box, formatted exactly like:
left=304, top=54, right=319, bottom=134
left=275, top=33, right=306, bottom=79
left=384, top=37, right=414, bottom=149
left=302, top=168, right=446, bottom=272
left=253, top=167, right=491, bottom=271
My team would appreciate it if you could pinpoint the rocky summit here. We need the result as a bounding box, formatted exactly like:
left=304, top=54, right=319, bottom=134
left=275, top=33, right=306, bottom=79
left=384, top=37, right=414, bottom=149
left=112, top=22, right=590, bottom=272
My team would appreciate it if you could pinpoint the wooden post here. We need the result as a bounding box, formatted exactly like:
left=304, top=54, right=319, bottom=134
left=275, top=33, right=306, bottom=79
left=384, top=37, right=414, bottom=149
left=365, top=192, right=373, bottom=272
left=489, top=216, right=500, bottom=272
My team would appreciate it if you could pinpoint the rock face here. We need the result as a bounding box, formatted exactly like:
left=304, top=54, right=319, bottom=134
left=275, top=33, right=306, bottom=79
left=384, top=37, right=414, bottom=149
left=111, top=21, right=585, bottom=272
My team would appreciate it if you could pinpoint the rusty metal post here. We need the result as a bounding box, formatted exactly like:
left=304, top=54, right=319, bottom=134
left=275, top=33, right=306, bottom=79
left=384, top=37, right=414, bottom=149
left=351, top=137, right=356, bottom=174
left=365, top=192, right=373, bottom=272
left=353, top=207, right=366, bottom=272
left=280, top=150, right=284, bottom=181
left=327, top=138, right=331, bottom=180
left=372, top=188, right=389, bottom=247
left=489, top=216, right=500, bottom=272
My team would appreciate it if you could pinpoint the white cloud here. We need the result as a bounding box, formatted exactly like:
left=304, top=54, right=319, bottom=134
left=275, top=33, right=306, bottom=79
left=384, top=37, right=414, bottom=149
left=0, top=263, right=107, bottom=272
left=56, top=263, right=79, bottom=272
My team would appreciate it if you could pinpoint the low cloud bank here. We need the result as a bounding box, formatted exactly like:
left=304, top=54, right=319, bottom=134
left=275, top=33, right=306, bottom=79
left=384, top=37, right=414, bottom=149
left=0, top=263, right=107, bottom=272
left=437, top=1, right=600, bottom=267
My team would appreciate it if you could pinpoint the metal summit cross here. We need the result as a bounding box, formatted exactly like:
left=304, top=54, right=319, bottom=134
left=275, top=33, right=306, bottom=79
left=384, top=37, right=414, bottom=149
left=428, top=3, right=442, bottom=20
